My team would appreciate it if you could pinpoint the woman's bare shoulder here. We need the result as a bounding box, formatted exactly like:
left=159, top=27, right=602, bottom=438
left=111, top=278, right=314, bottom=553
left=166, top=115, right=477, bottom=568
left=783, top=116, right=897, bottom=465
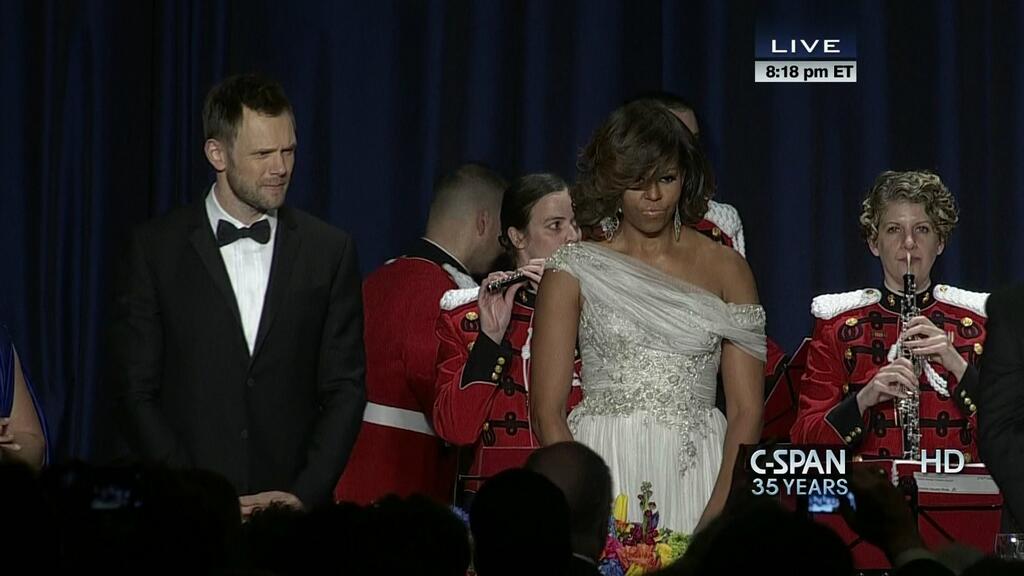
left=695, top=238, right=757, bottom=303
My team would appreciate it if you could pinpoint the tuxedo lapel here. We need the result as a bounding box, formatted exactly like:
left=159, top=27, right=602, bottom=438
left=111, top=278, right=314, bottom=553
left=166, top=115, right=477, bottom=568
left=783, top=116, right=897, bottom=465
left=251, top=207, right=300, bottom=361
left=188, top=205, right=246, bottom=336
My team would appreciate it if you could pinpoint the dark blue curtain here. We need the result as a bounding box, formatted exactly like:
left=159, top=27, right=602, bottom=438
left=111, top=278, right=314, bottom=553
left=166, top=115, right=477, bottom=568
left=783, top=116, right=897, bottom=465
left=2, top=0, right=1022, bottom=462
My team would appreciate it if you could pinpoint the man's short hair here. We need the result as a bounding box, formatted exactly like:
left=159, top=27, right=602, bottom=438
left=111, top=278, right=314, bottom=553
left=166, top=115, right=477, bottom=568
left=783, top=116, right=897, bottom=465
left=202, top=74, right=293, bottom=147
left=427, top=163, right=508, bottom=223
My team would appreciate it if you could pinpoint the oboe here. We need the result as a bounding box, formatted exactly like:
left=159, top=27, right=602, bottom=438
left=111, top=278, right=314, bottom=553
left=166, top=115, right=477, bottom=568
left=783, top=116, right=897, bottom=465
left=895, top=252, right=922, bottom=461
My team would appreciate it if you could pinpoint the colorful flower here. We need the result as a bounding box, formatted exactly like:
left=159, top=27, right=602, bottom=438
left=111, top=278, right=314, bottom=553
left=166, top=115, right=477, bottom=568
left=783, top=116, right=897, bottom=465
left=655, top=542, right=675, bottom=566
left=613, top=493, right=628, bottom=523
left=599, top=483, right=690, bottom=575
left=599, top=558, right=626, bottom=576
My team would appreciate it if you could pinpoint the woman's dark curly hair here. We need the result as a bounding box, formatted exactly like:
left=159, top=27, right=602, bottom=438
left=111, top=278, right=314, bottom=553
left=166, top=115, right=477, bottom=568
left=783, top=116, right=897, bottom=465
left=573, top=99, right=715, bottom=228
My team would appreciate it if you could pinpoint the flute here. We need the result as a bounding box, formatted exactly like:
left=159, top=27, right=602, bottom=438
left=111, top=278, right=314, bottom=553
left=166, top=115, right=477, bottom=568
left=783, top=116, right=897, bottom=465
left=486, top=270, right=529, bottom=293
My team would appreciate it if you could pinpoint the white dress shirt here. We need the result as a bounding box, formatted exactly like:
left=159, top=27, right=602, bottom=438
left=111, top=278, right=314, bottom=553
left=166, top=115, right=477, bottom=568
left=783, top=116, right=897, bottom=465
left=205, top=184, right=277, bottom=354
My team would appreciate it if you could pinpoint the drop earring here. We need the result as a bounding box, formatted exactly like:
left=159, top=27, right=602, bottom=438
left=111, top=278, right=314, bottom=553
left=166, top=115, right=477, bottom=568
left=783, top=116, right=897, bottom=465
left=600, top=208, right=622, bottom=241
left=673, top=206, right=682, bottom=241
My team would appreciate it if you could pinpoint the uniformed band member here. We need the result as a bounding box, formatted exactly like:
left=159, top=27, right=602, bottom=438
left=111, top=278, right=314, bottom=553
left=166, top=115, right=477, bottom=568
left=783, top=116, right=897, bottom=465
left=433, top=173, right=583, bottom=495
left=335, top=164, right=506, bottom=504
left=791, top=170, right=987, bottom=461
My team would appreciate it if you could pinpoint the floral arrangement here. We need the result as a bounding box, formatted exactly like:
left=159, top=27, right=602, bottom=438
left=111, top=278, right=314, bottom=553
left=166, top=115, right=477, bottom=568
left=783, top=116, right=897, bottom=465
left=598, top=482, right=690, bottom=576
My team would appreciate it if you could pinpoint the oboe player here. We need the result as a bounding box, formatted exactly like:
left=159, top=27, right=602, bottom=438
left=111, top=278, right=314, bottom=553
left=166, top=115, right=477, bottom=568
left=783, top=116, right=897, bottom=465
left=791, top=171, right=988, bottom=461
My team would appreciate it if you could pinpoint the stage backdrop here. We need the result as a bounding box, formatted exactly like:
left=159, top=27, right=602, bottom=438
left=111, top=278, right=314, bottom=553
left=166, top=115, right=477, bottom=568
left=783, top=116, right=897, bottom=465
left=1, top=0, right=1022, bottom=462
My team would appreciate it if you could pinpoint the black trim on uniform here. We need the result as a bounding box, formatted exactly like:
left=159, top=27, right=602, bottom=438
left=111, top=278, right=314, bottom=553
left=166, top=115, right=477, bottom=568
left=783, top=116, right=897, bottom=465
left=879, top=283, right=937, bottom=315
left=825, top=394, right=867, bottom=446
left=405, top=238, right=471, bottom=276
left=459, top=333, right=513, bottom=389
left=952, top=364, right=980, bottom=416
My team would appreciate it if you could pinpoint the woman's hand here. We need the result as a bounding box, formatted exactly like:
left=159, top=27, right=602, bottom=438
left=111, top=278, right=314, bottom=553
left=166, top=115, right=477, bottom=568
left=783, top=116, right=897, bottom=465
left=519, top=258, right=546, bottom=286
left=856, top=357, right=918, bottom=414
left=478, top=271, right=526, bottom=344
left=901, top=315, right=968, bottom=380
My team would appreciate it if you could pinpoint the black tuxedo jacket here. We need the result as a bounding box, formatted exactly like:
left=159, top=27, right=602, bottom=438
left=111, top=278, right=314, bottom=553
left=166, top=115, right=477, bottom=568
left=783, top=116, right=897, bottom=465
left=110, top=199, right=366, bottom=507
left=979, top=283, right=1024, bottom=530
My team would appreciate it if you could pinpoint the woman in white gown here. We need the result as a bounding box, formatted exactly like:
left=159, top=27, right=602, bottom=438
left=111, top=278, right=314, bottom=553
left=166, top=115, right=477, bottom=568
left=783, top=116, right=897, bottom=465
left=531, top=100, right=766, bottom=535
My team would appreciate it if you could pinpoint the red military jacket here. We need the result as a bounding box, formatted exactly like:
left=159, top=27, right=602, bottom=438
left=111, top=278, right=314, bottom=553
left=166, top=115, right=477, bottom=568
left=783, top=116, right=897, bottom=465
left=791, top=284, right=988, bottom=461
left=433, top=286, right=583, bottom=491
left=335, top=239, right=477, bottom=505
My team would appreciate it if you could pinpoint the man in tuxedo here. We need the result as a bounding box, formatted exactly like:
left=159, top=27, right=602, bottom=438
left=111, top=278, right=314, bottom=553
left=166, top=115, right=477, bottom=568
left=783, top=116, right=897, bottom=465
left=110, top=74, right=365, bottom=513
left=979, top=283, right=1024, bottom=531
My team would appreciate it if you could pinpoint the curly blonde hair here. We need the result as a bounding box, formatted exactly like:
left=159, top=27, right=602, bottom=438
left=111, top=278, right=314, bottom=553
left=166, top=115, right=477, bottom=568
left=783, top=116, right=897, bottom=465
left=573, top=100, right=714, bottom=228
left=859, top=170, right=959, bottom=243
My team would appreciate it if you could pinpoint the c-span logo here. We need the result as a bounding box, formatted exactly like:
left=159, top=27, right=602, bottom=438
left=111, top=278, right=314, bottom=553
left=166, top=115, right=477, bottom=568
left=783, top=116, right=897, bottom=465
left=748, top=446, right=968, bottom=498
left=749, top=446, right=849, bottom=498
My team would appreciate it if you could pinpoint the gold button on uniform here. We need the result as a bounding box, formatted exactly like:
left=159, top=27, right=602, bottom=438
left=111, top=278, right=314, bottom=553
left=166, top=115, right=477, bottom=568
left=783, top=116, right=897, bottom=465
left=494, top=365, right=503, bottom=374
left=842, top=384, right=849, bottom=394
left=844, top=435, right=852, bottom=443
left=964, top=453, right=973, bottom=464
left=974, top=343, right=984, bottom=355
left=467, top=341, right=475, bottom=351
left=466, top=311, right=479, bottom=321
left=970, top=404, right=977, bottom=413
left=482, top=422, right=490, bottom=431
left=845, top=317, right=858, bottom=327
left=844, top=348, right=853, bottom=360
left=853, top=455, right=864, bottom=462
left=490, top=372, right=499, bottom=381
left=854, top=426, right=862, bottom=434
left=960, top=389, right=967, bottom=398
left=961, top=317, right=974, bottom=327
left=497, top=357, right=506, bottom=366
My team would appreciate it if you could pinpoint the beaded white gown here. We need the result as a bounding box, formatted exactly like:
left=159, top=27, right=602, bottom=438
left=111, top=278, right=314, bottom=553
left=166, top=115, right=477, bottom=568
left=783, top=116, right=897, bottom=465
left=546, top=242, right=767, bottom=534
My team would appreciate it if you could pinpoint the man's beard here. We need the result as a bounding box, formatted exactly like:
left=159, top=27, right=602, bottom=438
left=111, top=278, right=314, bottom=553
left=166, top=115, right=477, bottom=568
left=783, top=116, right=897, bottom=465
left=226, top=168, right=286, bottom=213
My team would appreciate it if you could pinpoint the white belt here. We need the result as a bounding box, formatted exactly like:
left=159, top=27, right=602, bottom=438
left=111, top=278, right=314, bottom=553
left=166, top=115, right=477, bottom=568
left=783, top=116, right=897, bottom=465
left=362, top=402, right=436, bottom=437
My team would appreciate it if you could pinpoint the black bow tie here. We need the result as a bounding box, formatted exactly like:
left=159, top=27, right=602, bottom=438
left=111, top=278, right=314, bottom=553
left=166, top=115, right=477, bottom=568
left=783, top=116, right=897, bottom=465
left=216, top=219, right=271, bottom=247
